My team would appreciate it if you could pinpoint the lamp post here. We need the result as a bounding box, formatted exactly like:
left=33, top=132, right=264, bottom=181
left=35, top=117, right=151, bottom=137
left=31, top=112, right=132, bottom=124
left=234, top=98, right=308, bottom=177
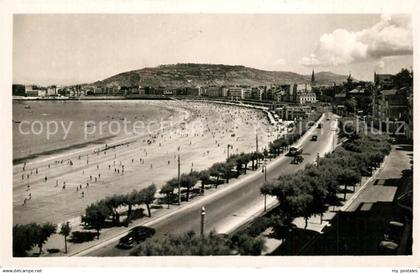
left=177, top=154, right=181, bottom=206
left=262, top=162, right=267, bottom=212
left=200, top=206, right=206, bottom=236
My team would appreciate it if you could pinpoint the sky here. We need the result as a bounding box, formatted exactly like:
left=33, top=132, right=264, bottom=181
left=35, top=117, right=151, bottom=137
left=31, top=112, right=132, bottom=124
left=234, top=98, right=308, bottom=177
left=13, top=14, right=413, bottom=85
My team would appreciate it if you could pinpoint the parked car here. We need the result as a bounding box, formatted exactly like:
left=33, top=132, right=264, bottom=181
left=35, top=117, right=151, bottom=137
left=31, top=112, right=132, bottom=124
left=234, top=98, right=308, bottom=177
left=317, top=123, right=322, bottom=129
left=292, top=155, right=304, bottom=164
left=311, top=135, right=318, bottom=141
left=117, top=226, right=155, bottom=249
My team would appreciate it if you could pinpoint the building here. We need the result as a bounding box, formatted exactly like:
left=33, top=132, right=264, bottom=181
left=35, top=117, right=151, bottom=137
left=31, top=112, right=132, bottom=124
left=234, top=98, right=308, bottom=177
left=205, top=86, right=222, bottom=97
left=375, top=89, right=408, bottom=121
left=243, top=88, right=252, bottom=99
left=186, top=87, right=201, bottom=96
left=251, top=87, right=264, bottom=100
left=296, top=92, right=317, bottom=104
left=295, top=83, right=312, bottom=93
left=25, top=85, right=47, bottom=97
left=374, top=73, right=394, bottom=89
left=275, top=105, right=312, bottom=120
left=47, top=85, right=57, bottom=96
left=228, top=87, right=244, bottom=99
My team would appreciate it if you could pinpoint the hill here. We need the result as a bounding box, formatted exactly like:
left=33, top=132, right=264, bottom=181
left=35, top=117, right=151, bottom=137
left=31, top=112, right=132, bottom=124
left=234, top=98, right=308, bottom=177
left=93, top=63, right=348, bottom=88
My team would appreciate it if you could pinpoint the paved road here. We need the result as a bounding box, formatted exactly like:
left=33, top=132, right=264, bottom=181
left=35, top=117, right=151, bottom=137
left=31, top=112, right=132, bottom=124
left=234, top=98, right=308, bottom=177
left=88, top=113, right=337, bottom=256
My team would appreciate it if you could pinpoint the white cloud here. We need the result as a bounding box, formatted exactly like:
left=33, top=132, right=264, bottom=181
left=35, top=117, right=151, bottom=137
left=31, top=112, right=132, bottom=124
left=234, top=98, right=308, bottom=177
left=301, top=14, right=412, bottom=67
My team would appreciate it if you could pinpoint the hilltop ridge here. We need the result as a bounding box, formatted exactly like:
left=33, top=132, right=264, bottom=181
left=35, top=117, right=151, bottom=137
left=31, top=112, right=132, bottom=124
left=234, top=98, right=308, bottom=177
left=92, top=63, right=348, bottom=87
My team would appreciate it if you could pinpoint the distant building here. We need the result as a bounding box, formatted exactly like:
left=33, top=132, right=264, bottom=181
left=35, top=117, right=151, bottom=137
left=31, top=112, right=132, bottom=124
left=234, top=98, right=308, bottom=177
left=186, top=87, right=201, bottom=96
left=243, top=88, right=252, bottom=99
left=251, top=87, right=264, bottom=100
left=47, top=85, right=57, bottom=96
left=296, top=92, right=317, bottom=104
left=275, top=105, right=312, bottom=120
left=374, top=89, right=408, bottom=121
left=205, top=86, right=222, bottom=97
left=374, top=73, right=394, bottom=89
left=25, top=85, right=47, bottom=97
left=228, top=87, right=244, bottom=99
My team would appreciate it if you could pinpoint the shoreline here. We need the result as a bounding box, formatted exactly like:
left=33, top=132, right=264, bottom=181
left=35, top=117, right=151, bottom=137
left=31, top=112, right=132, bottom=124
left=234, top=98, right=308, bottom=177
left=13, top=102, right=191, bottom=168
left=13, top=99, right=274, bottom=167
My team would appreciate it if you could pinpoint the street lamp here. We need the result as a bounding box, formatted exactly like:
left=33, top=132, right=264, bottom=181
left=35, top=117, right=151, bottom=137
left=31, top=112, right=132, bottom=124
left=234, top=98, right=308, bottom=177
left=262, top=162, right=267, bottom=212
left=177, top=154, right=181, bottom=206
left=200, top=206, right=206, bottom=236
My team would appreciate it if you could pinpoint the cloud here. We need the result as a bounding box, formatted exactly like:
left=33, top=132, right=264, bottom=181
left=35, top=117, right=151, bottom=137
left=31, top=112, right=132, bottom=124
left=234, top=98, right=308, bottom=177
left=301, top=14, right=412, bottom=67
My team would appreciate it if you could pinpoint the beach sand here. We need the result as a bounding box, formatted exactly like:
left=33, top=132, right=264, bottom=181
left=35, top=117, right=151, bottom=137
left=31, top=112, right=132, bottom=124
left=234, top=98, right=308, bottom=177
left=13, top=100, right=280, bottom=225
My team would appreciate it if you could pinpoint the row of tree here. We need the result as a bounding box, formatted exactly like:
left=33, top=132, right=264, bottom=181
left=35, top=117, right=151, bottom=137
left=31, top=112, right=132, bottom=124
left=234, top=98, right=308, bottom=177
left=130, top=230, right=265, bottom=256
left=261, top=132, right=392, bottom=230
left=157, top=113, right=323, bottom=208
left=13, top=221, right=71, bottom=257
left=81, top=184, right=157, bottom=238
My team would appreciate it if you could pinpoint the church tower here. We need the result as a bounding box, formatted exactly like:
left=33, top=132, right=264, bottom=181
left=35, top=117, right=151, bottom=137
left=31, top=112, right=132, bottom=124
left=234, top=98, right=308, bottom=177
left=311, top=69, right=315, bottom=85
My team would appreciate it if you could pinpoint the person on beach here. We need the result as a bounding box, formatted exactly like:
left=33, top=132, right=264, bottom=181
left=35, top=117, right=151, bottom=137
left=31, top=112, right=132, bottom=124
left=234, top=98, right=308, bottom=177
left=81, top=191, right=84, bottom=198
left=44, top=176, right=47, bottom=182
left=23, top=198, right=27, bottom=206
left=62, top=182, right=66, bottom=189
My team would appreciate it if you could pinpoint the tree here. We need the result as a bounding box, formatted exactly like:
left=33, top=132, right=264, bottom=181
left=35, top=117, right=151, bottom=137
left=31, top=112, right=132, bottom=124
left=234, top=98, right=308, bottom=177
left=337, top=168, right=361, bottom=200
left=229, top=233, right=266, bottom=255
left=104, top=194, right=124, bottom=226
left=160, top=180, right=175, bottom=208
left=123, top=190, right=138, bottom=226
left=130, top=231, right=246, bottom=256
left=180, top=174, right=198, bottom=202
left=140, top=184, right=157, bottom=217
left=82, top=201, right=111, bottom=238
left=393, top=68, right=413, bottom=89
left=13, top=223, right=39, bottom=257
left=59, top=221, right=71, bottom=254
left=36, top=222, right=57, bottom=254
left=209, top=162, right=225, bottom=187
left=198, top=170, right=210, bottom=194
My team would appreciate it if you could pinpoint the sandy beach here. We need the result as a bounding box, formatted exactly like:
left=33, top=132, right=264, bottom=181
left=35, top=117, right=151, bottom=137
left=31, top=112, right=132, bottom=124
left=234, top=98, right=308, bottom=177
left=13, top=100, right=280, bottom=225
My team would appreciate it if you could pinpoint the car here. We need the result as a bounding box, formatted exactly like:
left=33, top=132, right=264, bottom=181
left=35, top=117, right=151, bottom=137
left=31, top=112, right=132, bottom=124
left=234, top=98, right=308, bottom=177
left=311, top=135, right=318, bottom=141
left=116, top=226, right=155, bottom=249
left=317, top=123, right=322, bottom=129
left=292, top=155, right=304, bottom=164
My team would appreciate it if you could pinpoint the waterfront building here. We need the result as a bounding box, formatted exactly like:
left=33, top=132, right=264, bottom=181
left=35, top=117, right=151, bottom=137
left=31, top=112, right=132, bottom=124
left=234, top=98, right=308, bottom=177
left=228, top=87, right=244, bottom=99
